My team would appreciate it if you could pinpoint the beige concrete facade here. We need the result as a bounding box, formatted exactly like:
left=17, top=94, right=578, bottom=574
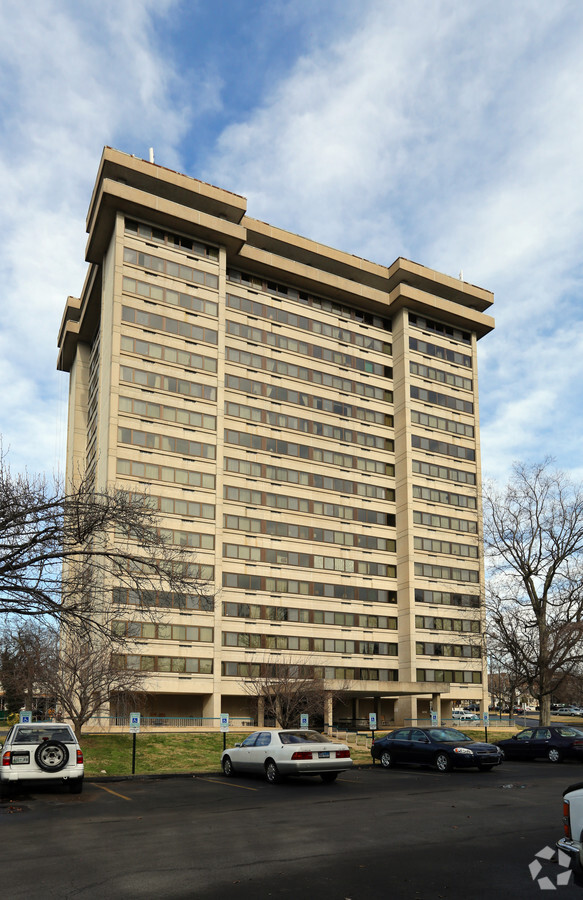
left=57, top=147, right=494, bottom=728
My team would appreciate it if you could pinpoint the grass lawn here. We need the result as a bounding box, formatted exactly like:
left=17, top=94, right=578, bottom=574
left=79, top=726, right=517, bottom=776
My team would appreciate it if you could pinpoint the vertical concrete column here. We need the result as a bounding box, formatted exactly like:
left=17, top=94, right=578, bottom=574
left=324, top=693, right=333, bottom=733
left=257, top=697, right=265, bottom=728
left=432, top=692, right=442, bottom=725
left=202, top=693, right=221, bottom=725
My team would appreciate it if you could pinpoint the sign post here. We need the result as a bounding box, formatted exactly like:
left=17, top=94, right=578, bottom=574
left=130, top=713, right=141, bottom=775
left=300, top=714, right=309, bottom=730
left=430, top=710, right=438, bottom=726
left=220, top=713, right=229, bottom=752
left=369, top=713, right=377, bottom=764
left=19, top=711, right=32, bottom=724
left=483, top=711, right=489, bottom=743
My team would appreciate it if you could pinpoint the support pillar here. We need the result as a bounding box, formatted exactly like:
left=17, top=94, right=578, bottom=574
left=324, top=693, right=333, bottom=734
left=257, top=697, right=265, bottom=728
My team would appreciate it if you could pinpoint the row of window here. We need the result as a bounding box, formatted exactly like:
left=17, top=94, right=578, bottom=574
left=414, top=537, right=479, bottom=559
left=411, top=435, right=476, bottom=462
left=409, top=337, right=472, bottom=369
left=124, top=246, right=219, bottom=289
left=409, top=312, right=471, bottom=346
left=227, top=268, right=391, bottom=330
left=226, top=346, right=393, bottom=401
left=116, top=654, right=213, bottom=674
left=117, top=458, right=216, bottom=490
left=118, top=427, right=215, bottom=460
left=122, top=275, right=218, bottom=317
left=160, top=527, right=214, bottom=550
left=417, top=669, right=482, bottom=684
left=413, top=484, right=476, bottom=509
left=223, top=485, right=395, bottom=526
left=409, top=361, right=472, bottom=392
left=125, top=219, right=219, bottom=260
left=113, top=588, right=214, bottom=611
left=225, top=401, right=394, bottom=452
left=112, top=621, right=214, bottom=642
left=415, top=615, right=480, bottom=633
left=416, top=642, right=481, bottom=659
left=129, top=558, right=214, bottom=581
left=226, top=320, right=392, bottom=375
left=414, top=562, right=479, bottom=583
left=223, top=514, right=396, bottom=551
left=412, top=459, right=476, bottom=486
left=222, top=602, right=397, bottom=630
left=222, top=573, right=397, bottom=604
left=224, top=430, right=394, bottom=477
left=225, top=374, right=393, bottom=427
left=227, top=293, right=391, bottom=351
left=413, top=511, right=477, bottom=533
left=224, top=457, right=395, bottom=501
left=122, top=305, right=218, bottom=346
left=129, top=490, right=215, bottom=521
left=415, top=589, right=480, bottom=608
left=410, top=385, right=474, bottom=415
left=119, top=395, right=216, bottom=432
left=121, top=334, right=217, bottom=373
left=120, top=364, right=216, bottom=403
left=223, top=631, right=398, bottom=656
left=222, top=661, right=398, bottom=682
left=411, top=410, right=474, bottom=439
left=222, top=543, right=396, bottom=577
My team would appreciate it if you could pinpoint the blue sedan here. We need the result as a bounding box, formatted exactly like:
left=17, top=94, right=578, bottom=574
left=371, top=726, right=503, bottom=772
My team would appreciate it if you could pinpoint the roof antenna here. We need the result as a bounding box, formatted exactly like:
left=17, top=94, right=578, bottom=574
left=149, top=147, right=155, bottom=164
left=458, top=270, right=463, bottom=280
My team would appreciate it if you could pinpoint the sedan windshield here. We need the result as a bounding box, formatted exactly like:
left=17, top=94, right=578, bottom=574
left=427, top=728, right=472, bottom=743
left=279, top=731, right=329, bottom=744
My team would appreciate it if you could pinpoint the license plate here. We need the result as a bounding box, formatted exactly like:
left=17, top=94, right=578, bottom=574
left=318, top=751, right=330, bottom=758
left=11, top=753, right=30, bottom=765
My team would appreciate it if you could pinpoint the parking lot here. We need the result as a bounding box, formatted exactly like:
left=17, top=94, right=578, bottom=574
left=2, top=760, right=582, bottom=899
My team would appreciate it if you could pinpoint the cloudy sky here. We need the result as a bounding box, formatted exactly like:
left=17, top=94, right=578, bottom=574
left=1, top=0, right=582, bottom=485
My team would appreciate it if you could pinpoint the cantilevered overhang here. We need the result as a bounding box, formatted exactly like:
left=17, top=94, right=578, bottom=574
left=88, top=147, right=247, bottom=234
left=57, top=263, right=102, bottom=372
left=86, top=178, right=247, bottom=264
left=387, top=257, right=493, bottom=313
left=388, top=282, right=495, bottom=339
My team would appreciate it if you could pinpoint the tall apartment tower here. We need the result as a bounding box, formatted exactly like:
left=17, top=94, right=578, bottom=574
left=58, top=147, right=494, bottom=728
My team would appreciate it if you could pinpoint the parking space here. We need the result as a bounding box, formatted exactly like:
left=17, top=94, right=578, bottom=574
left=2, top=763, right=582, bottom=898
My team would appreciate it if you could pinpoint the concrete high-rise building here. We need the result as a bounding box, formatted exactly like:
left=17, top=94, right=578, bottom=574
left=58, top=147, right=494, bottom=728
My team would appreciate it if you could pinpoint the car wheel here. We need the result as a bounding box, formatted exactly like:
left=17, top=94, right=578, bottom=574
left=265, top=759, right=283, bottom=784
left=380, top=750, right=393, bottom=769
left=222, top=755, right=235, bottom=777
left=321, top=772, right=338, bottom=783
left=548, top=748, right=562, bottom=763
left=69, top=777, right=84, bottom=794
left=435, top=752, right=452, bottom=773
left=34, top=740, right=69, bottom=773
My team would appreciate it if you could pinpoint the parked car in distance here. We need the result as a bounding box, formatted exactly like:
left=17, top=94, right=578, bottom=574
left=0, top=722, right=84, bottom=796
left=557, top=780, right=583, bottom=886
left=557, top=707, right=583, bottom=717
left=221, top=729, right=352, bottom=784
left=370, top=726, right=503, bottom=772
left=452, top=710, right=480, bottom=721
left=497, top=726, right=583, bottom=763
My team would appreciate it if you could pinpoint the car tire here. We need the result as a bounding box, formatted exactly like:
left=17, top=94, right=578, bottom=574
left=321, top=772, right=338, bottom=783
left=265, top=759, right=283, bottom=784
left=222, top=755, right=235, bottom=777
left=34, top=740, right=69, bottom=773
left=380, top=750, right=393, bottom=769
left=69, top=777, right=84, bottom=794
left=548, top=748, right=562, bottom=763
left=435, top=752, right=452, bottom=773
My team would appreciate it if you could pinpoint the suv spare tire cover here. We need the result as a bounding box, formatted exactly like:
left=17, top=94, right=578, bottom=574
left=34, top=740, right=70, bottom=773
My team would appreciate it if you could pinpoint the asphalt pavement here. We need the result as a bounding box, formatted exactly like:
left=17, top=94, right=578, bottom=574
left=2, top=760, right=582, bottom=899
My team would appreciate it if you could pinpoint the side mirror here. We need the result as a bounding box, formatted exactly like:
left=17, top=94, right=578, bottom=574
left=235, top=743, right=241, bottom=748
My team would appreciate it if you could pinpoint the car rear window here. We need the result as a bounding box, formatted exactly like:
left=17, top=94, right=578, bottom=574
left=279, top=731, right=329, bottom=744
left=13, top=726, right=75, bottom=744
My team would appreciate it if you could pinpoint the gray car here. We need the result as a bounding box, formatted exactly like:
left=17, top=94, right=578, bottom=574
left=221, top=729, right=352, bottom=783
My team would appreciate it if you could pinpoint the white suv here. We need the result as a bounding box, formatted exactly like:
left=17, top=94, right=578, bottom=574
left=0, top=722, right=84, bottom=796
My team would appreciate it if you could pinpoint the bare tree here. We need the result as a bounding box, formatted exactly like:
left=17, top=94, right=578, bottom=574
left=484, top=459, right=583, bottom=725
left=0, top=451, right=213, bottom=634
left=242, top=657, right=346, bottom=730
left=0, top=618, right=54, bottom=714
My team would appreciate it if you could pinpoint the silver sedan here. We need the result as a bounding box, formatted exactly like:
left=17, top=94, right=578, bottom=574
left=221, top=729, right=353, bottom=783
